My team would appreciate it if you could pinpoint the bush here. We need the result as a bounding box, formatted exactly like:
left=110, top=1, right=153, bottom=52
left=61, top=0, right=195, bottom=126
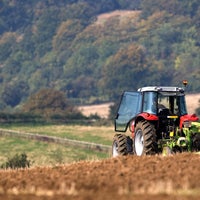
left=1, top=153, right=31, bottom=169
left=22, top=89, right=76, bottom=118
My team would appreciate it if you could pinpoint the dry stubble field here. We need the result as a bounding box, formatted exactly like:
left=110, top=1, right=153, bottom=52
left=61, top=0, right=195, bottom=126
left=0, top=93, right=200, bottom=200
left=0, top=153, right=200, bottom=200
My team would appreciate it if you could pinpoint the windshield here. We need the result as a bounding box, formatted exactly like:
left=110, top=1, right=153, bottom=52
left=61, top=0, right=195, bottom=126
left=142, top=91, right=187, bottom=116
left=178, top=95, right=187, bottom=115
left=157, top=92, right=187, bottom=115
left=142, top=92, right=157, bottom=114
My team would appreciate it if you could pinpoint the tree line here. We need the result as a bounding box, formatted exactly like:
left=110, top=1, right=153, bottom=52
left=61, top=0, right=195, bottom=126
left=0, top=0, right=199, bottom=112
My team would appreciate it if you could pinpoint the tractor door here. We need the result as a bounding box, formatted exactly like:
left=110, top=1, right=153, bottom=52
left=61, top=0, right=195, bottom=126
left=115, top=91, right=142, bottom=132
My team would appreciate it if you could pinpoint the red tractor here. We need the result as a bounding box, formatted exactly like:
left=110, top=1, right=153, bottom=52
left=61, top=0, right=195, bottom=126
left=112, top=82, right=200, bottom=156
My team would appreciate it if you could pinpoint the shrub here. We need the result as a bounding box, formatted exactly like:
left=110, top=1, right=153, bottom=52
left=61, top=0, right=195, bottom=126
left=1, top=153, right=31, bottom=169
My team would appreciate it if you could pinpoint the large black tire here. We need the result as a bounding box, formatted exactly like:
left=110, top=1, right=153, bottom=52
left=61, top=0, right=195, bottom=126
left=134, top=120, right=157, bottom=156
left=192, top=133, right=200, bottom=151
left=112, top=134, right=132, bottom=157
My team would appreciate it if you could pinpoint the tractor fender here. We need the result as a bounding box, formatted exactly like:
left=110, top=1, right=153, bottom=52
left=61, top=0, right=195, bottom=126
left=137, top=112, right=159, bottom=121
left=180, top=114, right=199, bottom=128
left=130, top=113, right=158, bottom=138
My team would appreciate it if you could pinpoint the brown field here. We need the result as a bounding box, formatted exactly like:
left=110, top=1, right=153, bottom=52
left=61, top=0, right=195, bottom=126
left=0, top=153, right=200, bottom=200
left=96, top=10, right=141, bottom=25
left=78, top=102, right=114, bottom=118
left=78, top=93, right=200, bottom=118
left=185, top=93, right=200, bottom=114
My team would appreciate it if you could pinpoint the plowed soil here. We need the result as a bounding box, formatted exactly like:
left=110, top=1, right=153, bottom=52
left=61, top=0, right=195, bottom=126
left=0, top=153, right=200, bottom=200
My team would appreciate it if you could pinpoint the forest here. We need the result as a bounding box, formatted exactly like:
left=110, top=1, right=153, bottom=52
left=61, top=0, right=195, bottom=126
left=0, top=0, right=199, bottom=112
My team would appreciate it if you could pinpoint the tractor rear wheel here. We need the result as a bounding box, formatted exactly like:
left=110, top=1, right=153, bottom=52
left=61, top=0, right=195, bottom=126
left=112, top=134, right=132, bottom=157
left=192, top=133, right=200, bottom=151
left=134, top=120, right=157, bottom=156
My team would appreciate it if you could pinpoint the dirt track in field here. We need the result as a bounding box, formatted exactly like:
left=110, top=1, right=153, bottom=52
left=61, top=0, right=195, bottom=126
left=0, top=153, right=200, bottom=200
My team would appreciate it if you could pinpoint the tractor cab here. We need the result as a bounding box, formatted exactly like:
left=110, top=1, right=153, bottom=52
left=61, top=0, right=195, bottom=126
left=115, top=86, right=187, bottom=133
left=140, top=87, right=187, bottom=116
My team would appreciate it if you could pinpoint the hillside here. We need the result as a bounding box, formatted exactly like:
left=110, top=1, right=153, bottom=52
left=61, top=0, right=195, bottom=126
left=0, top=153, right=200, bottom=199
left=0, top=0, right=199, bottom=111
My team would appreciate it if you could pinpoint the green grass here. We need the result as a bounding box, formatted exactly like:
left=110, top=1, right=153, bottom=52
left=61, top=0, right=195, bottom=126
left=0, top=136, right=110, bottom=167
left=0, top=124, right=115, bottom=167
left=0, top=124, right=115, bottom=145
